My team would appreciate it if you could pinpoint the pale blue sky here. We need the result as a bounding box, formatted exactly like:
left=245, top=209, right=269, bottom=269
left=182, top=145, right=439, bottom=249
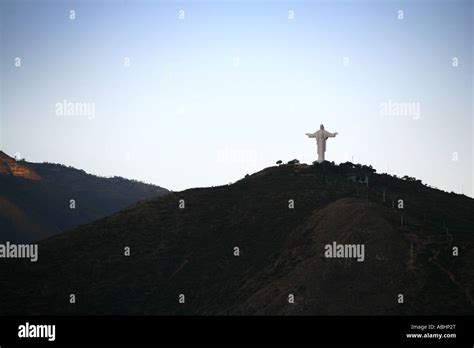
left=1, top=0, right=472, bottom=195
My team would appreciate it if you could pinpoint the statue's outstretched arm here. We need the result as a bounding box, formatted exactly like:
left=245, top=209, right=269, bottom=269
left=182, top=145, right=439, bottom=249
left=325, top=131, right=338, bottom=137
left=306, top=132, right=317, bottom=138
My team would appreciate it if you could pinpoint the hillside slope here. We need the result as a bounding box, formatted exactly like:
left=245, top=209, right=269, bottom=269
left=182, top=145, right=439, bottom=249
left=0, top=151, right=169, bottom=242
left=0, top=162, right=472, bottom=315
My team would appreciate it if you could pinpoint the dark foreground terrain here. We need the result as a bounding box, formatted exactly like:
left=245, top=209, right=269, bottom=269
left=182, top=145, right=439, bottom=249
left=0, top=151, right=168, bottom=242
left=0, top=161, right=472, bottom=315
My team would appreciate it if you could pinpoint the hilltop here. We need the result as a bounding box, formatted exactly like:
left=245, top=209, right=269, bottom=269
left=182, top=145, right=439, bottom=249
left=0, top=161, right=472, bottom=315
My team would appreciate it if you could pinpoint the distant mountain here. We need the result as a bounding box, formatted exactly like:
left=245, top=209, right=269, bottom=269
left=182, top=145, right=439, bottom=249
left=0, top=161, right=472, bottom=315
left=0, top=151, right=169, bottom=242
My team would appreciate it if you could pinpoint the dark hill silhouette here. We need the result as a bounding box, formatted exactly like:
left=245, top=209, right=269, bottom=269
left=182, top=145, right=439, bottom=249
left=0, top=161, right=472, bottom=315
left=0, top=151, right=169, bottom=242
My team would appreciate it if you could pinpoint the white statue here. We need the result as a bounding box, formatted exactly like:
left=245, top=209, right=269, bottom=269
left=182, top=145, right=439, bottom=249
left=306, top=124, right=338, bottom=163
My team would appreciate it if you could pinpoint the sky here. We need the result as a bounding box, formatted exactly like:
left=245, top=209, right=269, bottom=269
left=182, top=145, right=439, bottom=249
left=0, top=0, right=472, bottom=195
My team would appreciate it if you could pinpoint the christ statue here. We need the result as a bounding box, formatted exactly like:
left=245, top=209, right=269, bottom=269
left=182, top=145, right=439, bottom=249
left=306, top=124, right=338, bottom=163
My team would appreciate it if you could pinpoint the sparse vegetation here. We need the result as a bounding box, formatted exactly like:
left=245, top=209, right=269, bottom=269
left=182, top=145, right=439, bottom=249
left=0, top=161, right=472, bottom=316
left=287, top=159, right=300, bottom=165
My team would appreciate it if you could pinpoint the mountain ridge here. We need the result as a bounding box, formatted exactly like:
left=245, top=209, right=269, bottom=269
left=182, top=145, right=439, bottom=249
left=0, top=161, right=472, bottom=315
left=0, top=151, right=169, bottom=242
